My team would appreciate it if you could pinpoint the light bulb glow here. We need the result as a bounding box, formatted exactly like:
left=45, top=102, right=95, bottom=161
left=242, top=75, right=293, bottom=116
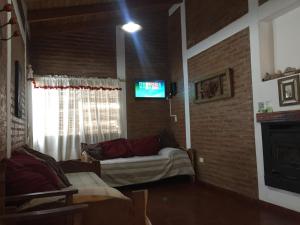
left=122, top=22, right=142, bottom=33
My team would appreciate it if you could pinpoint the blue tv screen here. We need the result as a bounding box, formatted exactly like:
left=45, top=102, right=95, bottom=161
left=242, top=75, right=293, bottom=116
left=135, top=80, right=166, bottom=99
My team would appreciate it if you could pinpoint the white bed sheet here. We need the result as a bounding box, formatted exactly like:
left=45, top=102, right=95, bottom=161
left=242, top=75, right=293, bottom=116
left=100, top=147, right=195, bottom=187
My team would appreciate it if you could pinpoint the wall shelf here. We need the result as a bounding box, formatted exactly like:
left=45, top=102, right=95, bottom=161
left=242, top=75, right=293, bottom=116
left=257, top=110, right=300, bottom=123
left=262, top=71, right=300, bottom=82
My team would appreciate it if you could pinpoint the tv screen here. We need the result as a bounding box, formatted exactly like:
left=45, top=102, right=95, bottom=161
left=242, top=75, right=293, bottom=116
left=135, top=80, right=166, bottom=99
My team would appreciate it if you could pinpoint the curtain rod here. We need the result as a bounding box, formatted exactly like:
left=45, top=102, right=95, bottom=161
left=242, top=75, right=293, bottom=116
left=33, top=75, right=126, bottom=82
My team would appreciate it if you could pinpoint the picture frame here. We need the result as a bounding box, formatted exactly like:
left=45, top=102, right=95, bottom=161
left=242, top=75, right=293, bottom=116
left=194, top=68, right=233, bottom=104
left=278, top=75, right=300, bottom=107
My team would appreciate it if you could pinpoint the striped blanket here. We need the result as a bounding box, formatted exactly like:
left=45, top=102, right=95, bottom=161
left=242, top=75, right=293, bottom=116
left=100, top=147, right=195, bottom=187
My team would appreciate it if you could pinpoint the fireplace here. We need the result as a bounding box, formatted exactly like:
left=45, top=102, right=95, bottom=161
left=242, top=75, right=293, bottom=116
left=261, top=121, right=300, bottom=193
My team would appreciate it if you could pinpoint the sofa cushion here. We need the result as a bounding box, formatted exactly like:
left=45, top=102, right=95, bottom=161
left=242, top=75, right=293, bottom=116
left=159, top=129, right=179, bottom=148
left=20, top=172, right=130, bottom=211
left=65, top=172, right=129, bottom=202
left=23, top=145, right=71, bottom=187
left=5, top=156, right=58, bottom=196
left=128, top=135, right=161, bottom=156
left=100, top=138, right=133, bottom=159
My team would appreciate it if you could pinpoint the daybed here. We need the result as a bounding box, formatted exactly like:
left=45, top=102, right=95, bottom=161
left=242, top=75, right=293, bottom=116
left=82, top=146, right=195, bottom=187
left=1, top=148, right=151, bottom=225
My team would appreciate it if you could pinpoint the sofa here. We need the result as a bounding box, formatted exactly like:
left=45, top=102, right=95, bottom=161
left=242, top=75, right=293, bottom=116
left=3, top=146, right=151, bottom=225
left=81, top=132, right=195, bottom=187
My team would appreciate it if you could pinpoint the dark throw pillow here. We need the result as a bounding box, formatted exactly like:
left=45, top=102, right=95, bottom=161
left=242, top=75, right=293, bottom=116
left=159, top=129, right=179, bottom=148
left=81, top=143, right=103, bottom=160
left=128, top=135, right=161, bottom=156
left=5, top=151, right=61, bottom=196
left=23, top=145, right=71, bottom=187
left=100, top=138, right=133, bottom=159
left=6, top=159, right=58, bottom=196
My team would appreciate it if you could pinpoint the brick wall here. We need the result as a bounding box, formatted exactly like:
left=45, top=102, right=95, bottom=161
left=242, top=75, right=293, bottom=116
left=126, top=13, right=170, bottom=139
left=188, top=29, right=258, bottom=199
left=11, top=10, right=26, bottom=150
left=168, top=9, right=186, bottom=147
left=30, top=26, right=117, bottom=77
left=0, top=0, right=7, bottom=159
left=186, top=0, right=248, bottom=48
left=29, top=12, right=170, bottom=140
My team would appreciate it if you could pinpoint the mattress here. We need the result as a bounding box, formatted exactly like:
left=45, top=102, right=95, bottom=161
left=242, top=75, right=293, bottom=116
left=100, top=147, right=195, bottom=187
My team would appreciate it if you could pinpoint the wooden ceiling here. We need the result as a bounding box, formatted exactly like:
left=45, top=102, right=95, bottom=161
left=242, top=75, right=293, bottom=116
left=25, top=0, right=117, bottom=10
left=24, top=0, right=181, bottom=36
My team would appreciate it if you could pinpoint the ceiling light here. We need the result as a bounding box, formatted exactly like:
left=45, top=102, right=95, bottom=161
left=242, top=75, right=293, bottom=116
left=122, top=22, right=142, bottom=33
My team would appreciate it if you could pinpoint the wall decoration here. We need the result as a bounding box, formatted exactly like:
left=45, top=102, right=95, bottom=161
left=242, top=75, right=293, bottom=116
left=263, top=67, right=300, bottom=81
left=27, top=64, right=34, bottom=80
left=278, top=75, right=300, bottom=106
left=15, top=61, right=23, bottom=118
left=194, top=68, right=233, bottom=104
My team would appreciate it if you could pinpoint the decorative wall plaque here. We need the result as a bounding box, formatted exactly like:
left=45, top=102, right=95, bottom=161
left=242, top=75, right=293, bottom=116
left=278, top=75, right=300, bottom=107
left=194, top=68, right=233, bottom=104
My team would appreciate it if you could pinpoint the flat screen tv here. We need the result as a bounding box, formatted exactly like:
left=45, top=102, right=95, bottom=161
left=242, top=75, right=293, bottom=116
left=135, top=80, right=166, bottom=99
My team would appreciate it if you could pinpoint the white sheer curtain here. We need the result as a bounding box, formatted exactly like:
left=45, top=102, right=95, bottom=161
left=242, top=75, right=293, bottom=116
left=32, top=76, right=123, bottom=161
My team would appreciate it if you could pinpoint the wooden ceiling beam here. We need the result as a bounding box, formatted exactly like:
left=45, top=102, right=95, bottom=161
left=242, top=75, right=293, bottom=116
left=28, top=0, right=182, bottom=23
left=29, top=10, right=168, bottom=38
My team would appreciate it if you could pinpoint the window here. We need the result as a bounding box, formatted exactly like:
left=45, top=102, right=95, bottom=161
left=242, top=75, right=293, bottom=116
left=32, top=77, right=123, bottom=160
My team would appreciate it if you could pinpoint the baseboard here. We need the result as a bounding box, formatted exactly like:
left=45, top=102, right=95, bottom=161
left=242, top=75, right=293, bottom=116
left=258, top=199, right=300, bottom=217
left=196, top=180, right=258, bottom=203
left=196, top=180, right=300, bottom=216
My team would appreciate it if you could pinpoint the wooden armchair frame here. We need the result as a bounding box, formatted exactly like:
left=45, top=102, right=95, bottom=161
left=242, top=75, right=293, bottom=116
left=0, top=156, right=149, bottom=225
left=5, top=189, right=78, bottom=205
left=0, top=204, right=88, bottom=225
left=58, top=160, right=101, bottom=177
left=59, top=160, right=149, bottom=225
left=0, top=160, right=88, bottom=225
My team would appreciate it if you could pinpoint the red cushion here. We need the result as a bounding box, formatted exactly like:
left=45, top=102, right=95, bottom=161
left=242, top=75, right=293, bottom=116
left=5, top=151, right=61, bottom=195
left=128, top=135, right=161, bottom=156
left=100, top=138, right=133, bottom=159
left=12, top=151, right=61, bottom=187
left=5, top=158, right=57, bottom=196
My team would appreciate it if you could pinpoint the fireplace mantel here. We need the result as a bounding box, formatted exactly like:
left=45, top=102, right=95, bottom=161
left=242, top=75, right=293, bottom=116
left=256, top=110, right=300, bottom=123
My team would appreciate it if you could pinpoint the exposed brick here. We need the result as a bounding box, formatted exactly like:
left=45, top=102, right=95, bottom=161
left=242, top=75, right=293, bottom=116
left=30, top=26, right=117, bottom=77
left=0, top=0, right=7, bottom=159
left=126, top=13, right=170, bottom=139
left=186, top=0, right=248, bottom=48
left=188, top=29, right=258, bottom=199
left=11, top=9, right=26, bottom=150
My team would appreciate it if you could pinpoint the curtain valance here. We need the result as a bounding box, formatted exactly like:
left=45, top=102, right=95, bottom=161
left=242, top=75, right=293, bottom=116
left=32, top=77, right=122, bottom=91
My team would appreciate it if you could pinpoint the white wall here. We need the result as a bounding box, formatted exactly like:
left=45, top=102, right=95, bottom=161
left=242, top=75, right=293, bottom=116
left=252, top=2, right=300, bottom=212
left=259, top=21, right=275, bottom=75
left=273, top=6, right=300, bottom=71
left=116, top=26, right=128, bottom=139
left=174, top=0, right=300, bottom=212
